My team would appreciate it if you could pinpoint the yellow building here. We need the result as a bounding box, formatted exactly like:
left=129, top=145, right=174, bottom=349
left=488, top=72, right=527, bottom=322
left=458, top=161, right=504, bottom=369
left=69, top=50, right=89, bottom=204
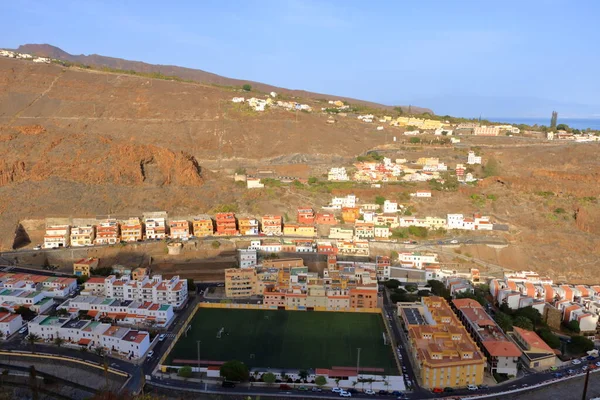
left=121, top=218, right=143, bottom=242
left=399, top=297, right=486, bottom=389
left=283, top=224, right=317, bottom=237
left=70, top=225, right=95, bottom=247
left=224, top=268, right=257, bottom=298
left=73, top=258, right=99, bottom=277
left=416, top=157, right=440, bottom=166
left=192, top=215, right=214, bottom=237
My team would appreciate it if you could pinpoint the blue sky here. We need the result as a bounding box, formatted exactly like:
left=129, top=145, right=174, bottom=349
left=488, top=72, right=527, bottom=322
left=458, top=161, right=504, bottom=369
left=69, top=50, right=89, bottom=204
left=1, top=0, right=599, bottom=118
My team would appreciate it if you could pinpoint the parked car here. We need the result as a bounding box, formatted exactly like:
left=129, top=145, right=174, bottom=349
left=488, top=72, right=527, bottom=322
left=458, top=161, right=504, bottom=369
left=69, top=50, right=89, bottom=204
left=589, top=364, right=597, bottom=370
left=582, top=366, right=588, bottom=372
left=298, top=386, right=308, bottom=391
left=33, top=245, right=42, bottom=250
left=364, top=389, right=375, bottom=395
left=587, top=355, right=596, bottom=361
left=595, top=361, right=600, bottom=367
left=567, top=369, right=575, bottom=374
left=450, top=239, right=459, bottom=244
left=158, top=334, right=166, bottom=341
left=332, top=387, right=342, bottom=393
left=279, top=384, right=291, bottom=390
left=347, top=388, right=357, bottom=394
left=479, top=384, right=489, bottom=389
left=392, top=391, right=402, bottom=396
left=222, top=381, right=236, bottom=388
left=432, top=388, right=444, bottom=393
left=443, top=387, right=454, bottom=392
left=339, top=390, right=352, bottom=397
left=378, top=390, right=389, bottom=395
left=467, top=384, right=478, bottom=391
left=312, top=387, right=322, bottom=392
left=550, top=366, right=558, bottom=371
left=19, top=327, right=28, bottom=334
left=572, top=359, right=582, bottom=365
left=554, top=373, right=564, bottom=378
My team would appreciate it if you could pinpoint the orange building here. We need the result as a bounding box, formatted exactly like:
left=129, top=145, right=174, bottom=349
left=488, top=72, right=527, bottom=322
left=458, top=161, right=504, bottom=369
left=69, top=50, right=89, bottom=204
left=315, top=213, right=337, bottom=225
left=169, top=220, right=190, bottom=240
left=297, top=207, right=315, bottom=225
left=341, top=207, right=360, bottom=223
left=261, top=215, right=282, bottom=235
left=94, top=219, right=120, bottom=245
left=215, top=213, right=238, bottom=236
left=349, top=288, right=378, bottom=308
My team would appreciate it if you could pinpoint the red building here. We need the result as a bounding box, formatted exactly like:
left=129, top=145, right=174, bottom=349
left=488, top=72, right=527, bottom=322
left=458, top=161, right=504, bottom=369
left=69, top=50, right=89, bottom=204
left=215, top=212, right=238, bottom=236
left=316, top=213, right=337, bottom=225
left=297, top=207, right=315, bottom=225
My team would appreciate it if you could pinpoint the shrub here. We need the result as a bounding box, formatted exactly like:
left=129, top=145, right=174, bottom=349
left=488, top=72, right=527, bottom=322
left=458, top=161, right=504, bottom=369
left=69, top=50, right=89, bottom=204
left=212, top=241, right=221, bottom=249
left=242, top=84, right=252, bottom=91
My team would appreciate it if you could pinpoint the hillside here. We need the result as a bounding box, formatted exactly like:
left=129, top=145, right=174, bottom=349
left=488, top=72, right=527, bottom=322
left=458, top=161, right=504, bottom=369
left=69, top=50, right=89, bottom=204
left=14, top=44, right=433, bottom=114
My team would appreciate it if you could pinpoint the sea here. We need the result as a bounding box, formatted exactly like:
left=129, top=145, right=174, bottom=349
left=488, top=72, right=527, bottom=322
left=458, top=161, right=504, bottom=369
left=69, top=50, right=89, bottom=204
left=490, top=117, right=600, bottom=131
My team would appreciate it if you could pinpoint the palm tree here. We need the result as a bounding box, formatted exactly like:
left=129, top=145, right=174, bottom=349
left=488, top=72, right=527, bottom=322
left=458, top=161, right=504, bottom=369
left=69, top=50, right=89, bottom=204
left=299, top=369, right=308, bottom=383
left=94, top=346, right=106, bottom=357
left=54, top=336, right=65, bottom=348
left=26, top=333, right=40, bottom=353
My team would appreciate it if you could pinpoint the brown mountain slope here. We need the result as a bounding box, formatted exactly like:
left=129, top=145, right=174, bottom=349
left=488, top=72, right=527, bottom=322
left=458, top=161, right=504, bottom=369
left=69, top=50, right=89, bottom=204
left=15, top=44, right=432, bottom=114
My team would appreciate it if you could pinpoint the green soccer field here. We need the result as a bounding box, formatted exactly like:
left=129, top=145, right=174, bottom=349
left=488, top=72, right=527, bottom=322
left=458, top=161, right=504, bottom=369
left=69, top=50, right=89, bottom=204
left=165, top=308, right=397, bottom=374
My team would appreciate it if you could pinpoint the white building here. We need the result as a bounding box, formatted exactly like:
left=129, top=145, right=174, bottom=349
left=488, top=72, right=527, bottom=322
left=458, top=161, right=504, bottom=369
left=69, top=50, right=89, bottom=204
left=43, top=225, right=70, bottom=249
left=467, top=151, right=482, bottom=165
left=398, top=252, right=439, bottom=268
left=0, top=271, right=77, bottom=300
left=247, top=177, right=265, bottom=189
left=447, top=214, right=465, bottom=229
left=328, top=167, right=349, bottom=181
left=410, top=190, right=431, bottom=198
left=383, top=200, right=398, bottom=213
left=28, top=315, right=151, bottom=359
left=83, top=274, right=188, bottom=308
left=0, top=312, right=23, bottom=337
left=330, top=195, right=357, bottom=209
left=144, top=218, right=166, bottom=240
left=60, top=295, right=175, bottom=328
left=238, top=249, right=258, bottom=268
left=434, top=128, right=453, bottom=136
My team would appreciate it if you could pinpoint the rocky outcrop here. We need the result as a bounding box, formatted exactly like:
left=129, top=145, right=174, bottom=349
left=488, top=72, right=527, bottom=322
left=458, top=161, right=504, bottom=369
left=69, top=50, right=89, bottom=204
left=0, top=160, right=26, bottom=186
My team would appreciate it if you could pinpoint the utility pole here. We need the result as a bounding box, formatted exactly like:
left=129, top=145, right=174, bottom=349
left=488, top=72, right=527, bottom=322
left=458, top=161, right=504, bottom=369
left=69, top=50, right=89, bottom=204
left=357, top=347, right=361, bottom=376
left=581, top=368, right=590, bottom=400
left=197, top=340, right=202, bottom=383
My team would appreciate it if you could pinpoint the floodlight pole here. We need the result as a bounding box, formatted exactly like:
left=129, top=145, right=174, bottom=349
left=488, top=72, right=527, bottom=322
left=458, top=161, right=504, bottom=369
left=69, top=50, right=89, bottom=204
left=357, top=347, right=361, bottom=378
left=197, top=340, right=202, bottom=383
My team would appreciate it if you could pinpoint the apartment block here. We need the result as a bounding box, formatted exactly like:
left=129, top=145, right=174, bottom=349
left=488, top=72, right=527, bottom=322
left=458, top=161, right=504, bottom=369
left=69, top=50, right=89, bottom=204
left=43, top=225, right=70, bottom=249
left=238, top=249, right=258, bottom=268
left=70, top=225, right=95, bottom=247
left=510, top=327, right=556, bottom=370
left=73, top=258, right=99, bottom=277
left=169, top=220, right=190, bottom=240
left=336, top=239, right=369, bottom=256
left=28, top=315, right=151, bottom=358
left=192, top=215, right=214, bottom=237
left=261, top=215, right=282, bottom=235
left=83, top=274, right=188, bottom=308
left=121, top=218, right=143, bottom=242
left=453, top=298, right=521, bottom=376
left=215, top=213, right=238, bottom=236
left=297, top=207, right=315, bottom=225
left=94, top=219, right=120, bottom=245
left=59, top=295, right=174, bottom=328
left=238, top=217, right=259, bottom=235
left=398, top=297, right=486, bottom=389
left=225, top=268, right=257, bottom=297
left=355, top=223, right=375, bottom=239
left=144, top=218, right=166, bottom=240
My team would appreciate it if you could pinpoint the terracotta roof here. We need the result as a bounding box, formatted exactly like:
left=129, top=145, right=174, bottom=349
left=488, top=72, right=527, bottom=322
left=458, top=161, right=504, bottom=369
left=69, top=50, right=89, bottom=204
left=482, top=340, right=522, bottom=357
left=513, top=326, right=554, bottom=353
